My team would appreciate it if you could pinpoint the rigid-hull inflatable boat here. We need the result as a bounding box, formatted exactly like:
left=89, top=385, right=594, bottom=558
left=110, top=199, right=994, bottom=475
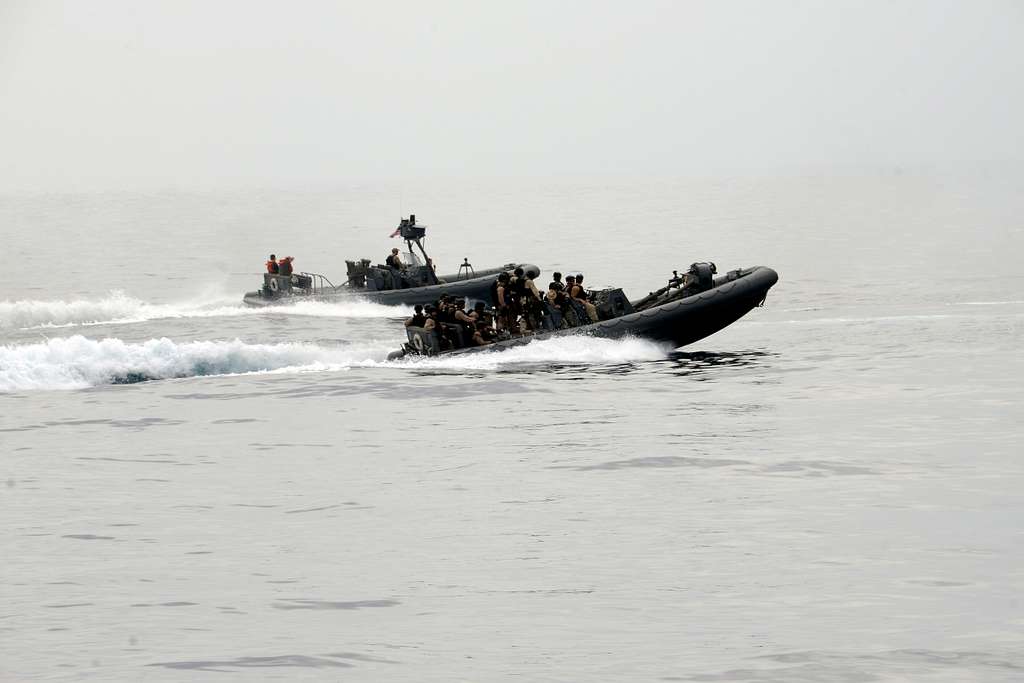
left=389, top=264, right=779, bottom=359
left=243, top=214, right=536, bottom=308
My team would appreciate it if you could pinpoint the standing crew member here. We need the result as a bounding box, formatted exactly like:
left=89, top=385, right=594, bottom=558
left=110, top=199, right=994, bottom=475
left=386, top=248, right=403, bottom=269
left=266, top=254, right=279, bottom=274
left=278, top=256, right=295, bottom=276
left=493, top=272, right=512, bottom=331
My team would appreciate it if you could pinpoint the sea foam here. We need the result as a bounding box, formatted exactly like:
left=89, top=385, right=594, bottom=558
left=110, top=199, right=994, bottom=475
left=0, top=292, right=411, bottom=330
left=0, top=334, right=670, bottom=391
left=0, top=336, right=389, bottom=391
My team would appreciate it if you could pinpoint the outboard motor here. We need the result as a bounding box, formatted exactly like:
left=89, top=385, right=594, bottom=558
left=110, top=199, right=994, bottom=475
left=346, top=259, right=371, bottom=288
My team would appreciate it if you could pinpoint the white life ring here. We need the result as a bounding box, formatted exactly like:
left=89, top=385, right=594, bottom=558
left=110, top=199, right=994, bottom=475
left=269, top=278, right=280, bottom=292
left=412, top=333, right=425, bottom=352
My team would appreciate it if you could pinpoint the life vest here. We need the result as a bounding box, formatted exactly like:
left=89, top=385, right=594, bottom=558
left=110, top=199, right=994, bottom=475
left=455, top=311, right=475, bottom=333
left=266, top=260, right=279, bottom=274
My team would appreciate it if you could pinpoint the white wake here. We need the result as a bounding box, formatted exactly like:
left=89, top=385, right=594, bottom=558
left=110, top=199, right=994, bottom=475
left=395, top=335, right=671, bottom=371
left=0, top=334, right=670, bottom=391
left=0, top=292, right=411, bottom=330
left=0, top=336, right=391, bottom=391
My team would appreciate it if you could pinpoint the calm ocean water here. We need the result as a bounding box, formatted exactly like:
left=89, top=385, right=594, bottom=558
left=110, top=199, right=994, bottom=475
left=2, top=170, right=1023, bottom=681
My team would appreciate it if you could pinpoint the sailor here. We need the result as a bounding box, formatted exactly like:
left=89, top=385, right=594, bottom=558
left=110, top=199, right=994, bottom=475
left=266, top=254, right=279, bottom=274
left=545, top=282, right=560, bottom=306
left=405, top=304, right=426, bottom=328
left=437, top=295, right=455, bottom=323
left=563, top=275, right=576, bottom=309
left=514, top=266, right=543, bottom=331
left=560, top=275, right=581, bottom=326
left=545, top=283, right=566, bottom=329
left=443, top=299, right=474, bottom=347
left=385, top=248, right=403, bottom=269
left=550, top=271, right=564, bottom=292
left=570, top=274, right=599, bottom=323
left=515, top=267, right=542, bottom=303
left=278, top=256, right=295, bottom=276
left=453, top=299, right=476, bottom=331
left=493, top=272, right=512, bottom=331
left=470, top=300, right=488, bottom=322
left=422, top=305, right=436, bottom=330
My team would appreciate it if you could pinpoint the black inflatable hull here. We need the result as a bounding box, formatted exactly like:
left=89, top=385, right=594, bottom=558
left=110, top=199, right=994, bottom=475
left=394, top=266, right=778, bottom=358
left=243, top=264, right=537, bottom=308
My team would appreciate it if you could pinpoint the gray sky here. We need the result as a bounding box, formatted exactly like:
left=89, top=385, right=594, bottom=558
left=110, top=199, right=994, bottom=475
left=1, top=0, right=1022, bottom=190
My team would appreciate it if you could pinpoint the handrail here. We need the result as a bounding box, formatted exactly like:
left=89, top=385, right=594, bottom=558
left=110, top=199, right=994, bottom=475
left=299, top=271, right=338, bottom=294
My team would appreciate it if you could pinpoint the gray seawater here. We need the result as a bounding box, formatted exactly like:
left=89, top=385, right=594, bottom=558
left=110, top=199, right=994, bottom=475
left=2, top=170, right=1023, bottom=681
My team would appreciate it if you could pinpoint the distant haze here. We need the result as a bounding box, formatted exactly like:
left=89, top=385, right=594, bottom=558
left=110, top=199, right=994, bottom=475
left=1, top=0, right=1022, bottom=191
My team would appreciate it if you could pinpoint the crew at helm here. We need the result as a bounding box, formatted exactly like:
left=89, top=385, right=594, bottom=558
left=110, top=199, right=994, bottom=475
left=385, top=248, right=404, bottom=269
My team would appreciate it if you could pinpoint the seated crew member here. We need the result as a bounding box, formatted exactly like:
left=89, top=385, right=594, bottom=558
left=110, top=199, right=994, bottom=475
left=385, top=248, right=403, bottom=269
left=405, top=304, right=426, bottom=327
left=545, top=283, right=560, bottom=305
left=422, top=306, right=452, bottom=350
left=422, top=305, right=436, bottom=331
left=430, top=300, right=461, bottom=348
left=571, top=274, right=599, bottom=323
left=266, top=254, right=279, bottom=274
left=453, top=299, right=476, bottom=330
left=550, top=271, right=564, bottom=292
left=560, top=275, right=582, bottom=326
left=545, top=283, right=567, bottom=329
left=436, top=295, right=454, bottom=323
left=563, top=275, right=576, bottom=309
left=278, top=256, right=295, bottom=276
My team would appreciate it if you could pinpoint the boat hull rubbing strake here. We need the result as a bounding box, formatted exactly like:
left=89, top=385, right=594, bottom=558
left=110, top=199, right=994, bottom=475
left=243, top=213, right=539, bottom=308
left=387, top=265, right=779, bottom=359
